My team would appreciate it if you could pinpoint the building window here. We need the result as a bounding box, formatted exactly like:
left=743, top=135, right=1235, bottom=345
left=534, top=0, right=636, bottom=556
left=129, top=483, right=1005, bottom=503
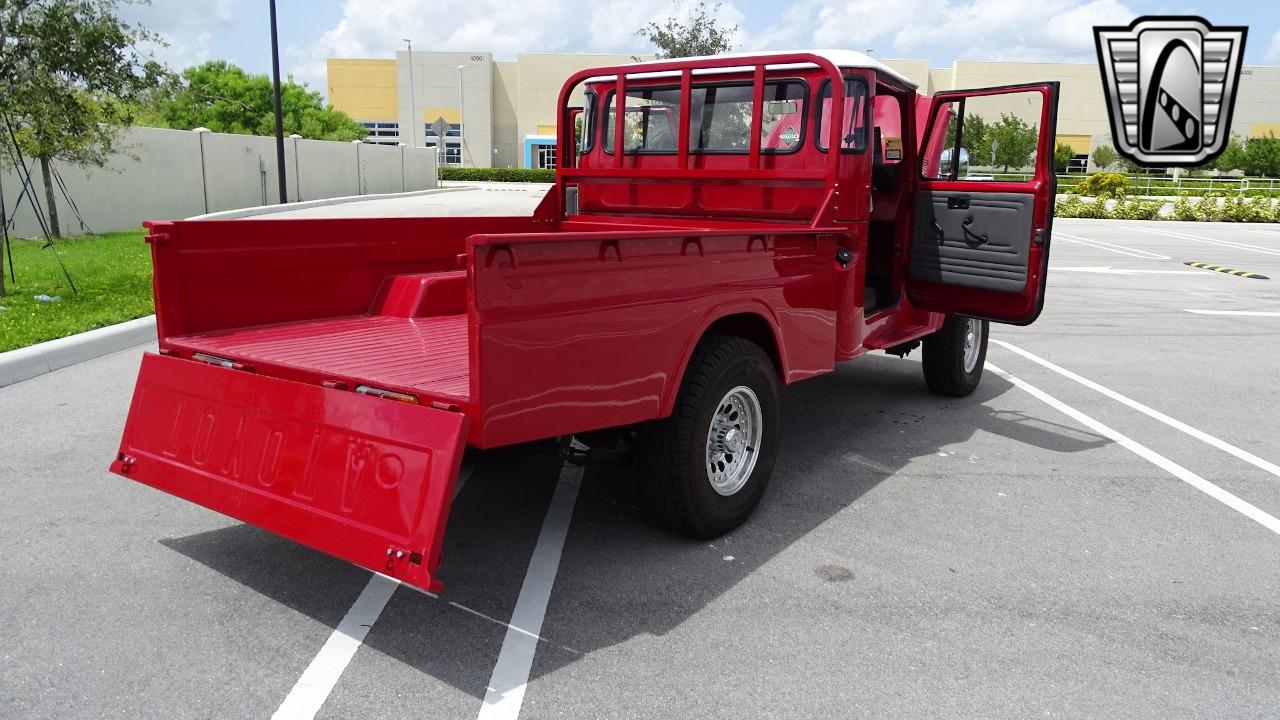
left=426, top=140, right=462, bottom=165
left=534, top=144, right=556, bottom=169
left=425, top=123, right=462, bottom=138
left=361, top=120, right=400, bottom=145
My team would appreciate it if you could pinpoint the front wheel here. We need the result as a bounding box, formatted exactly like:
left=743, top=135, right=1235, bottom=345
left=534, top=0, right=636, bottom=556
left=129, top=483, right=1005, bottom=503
left=635, top=335, right=781, bottom=538
left=922, top=316, right=988, bottom=397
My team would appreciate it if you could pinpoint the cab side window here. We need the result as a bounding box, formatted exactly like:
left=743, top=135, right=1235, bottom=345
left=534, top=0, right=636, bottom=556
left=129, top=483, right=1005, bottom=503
left=815, top=78, right=869, bottom=153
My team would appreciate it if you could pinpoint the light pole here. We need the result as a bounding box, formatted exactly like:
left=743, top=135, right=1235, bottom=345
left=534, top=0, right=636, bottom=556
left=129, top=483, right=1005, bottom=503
left=403, top=39, right=416, bottom=148
left=268, top=0, right=288, bottom=204
left=456, top=64, right=475, bottom=166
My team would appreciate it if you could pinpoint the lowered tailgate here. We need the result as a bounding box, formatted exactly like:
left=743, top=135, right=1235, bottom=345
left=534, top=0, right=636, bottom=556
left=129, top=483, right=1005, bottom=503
left=110, top=353, right=468, bottom=592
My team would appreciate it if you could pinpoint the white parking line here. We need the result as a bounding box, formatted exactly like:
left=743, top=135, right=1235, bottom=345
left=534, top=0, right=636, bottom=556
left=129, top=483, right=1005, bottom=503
left=992, top=340, right=1280, bottom=480
left=987, top=362, right=1280, bottom=537
left=1132, top=226, right=1280, bottom=257
left=1240, top=227, right=1280, bottom=238
left=270, top=462, right=475, bottom=720
left=477, top=462, right=583, bottom=720
left=1184, top=309, right=1280, bottom=317
left=1056, top=232, right=1171, bottom=259
left=271, top=574, right=399, bottom=720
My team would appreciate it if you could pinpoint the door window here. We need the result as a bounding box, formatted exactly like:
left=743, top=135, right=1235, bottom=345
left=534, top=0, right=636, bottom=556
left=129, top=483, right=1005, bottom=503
left=923, top=90, right=1046, bottom=181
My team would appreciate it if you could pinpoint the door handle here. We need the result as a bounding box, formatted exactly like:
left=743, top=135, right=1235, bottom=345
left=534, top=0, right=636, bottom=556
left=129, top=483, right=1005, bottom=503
left=947, top=196, right=971, bottom=210
left=961, top=216, right=988, bottom=245
left=932, top=220, right=945, bottom=242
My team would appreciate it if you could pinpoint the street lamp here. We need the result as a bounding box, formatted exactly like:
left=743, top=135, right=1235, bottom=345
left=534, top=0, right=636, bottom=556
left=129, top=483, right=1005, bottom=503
left=456, top=64, right=476, bottom=166
left=269, top=0, right=288, bottom=204
left=403, top=39, right=416, bottom=148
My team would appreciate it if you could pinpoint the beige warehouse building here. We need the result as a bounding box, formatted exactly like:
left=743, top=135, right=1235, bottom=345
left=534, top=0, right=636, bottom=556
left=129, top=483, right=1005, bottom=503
left=327, top=51, right=1280, bottom=171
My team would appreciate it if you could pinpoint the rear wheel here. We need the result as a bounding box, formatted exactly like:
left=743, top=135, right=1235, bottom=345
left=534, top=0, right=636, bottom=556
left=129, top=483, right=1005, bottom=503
left=922, top=315, right=988, bottom=397
left=636, top=335, right=780, bottom=538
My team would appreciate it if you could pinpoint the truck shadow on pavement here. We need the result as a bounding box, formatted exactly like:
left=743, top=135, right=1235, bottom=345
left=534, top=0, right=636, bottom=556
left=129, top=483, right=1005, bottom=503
left=162, top=353, right=1108, bottom=701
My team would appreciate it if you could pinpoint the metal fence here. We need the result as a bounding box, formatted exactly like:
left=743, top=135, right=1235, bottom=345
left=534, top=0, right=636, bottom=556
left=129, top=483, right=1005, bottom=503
left=985, top=172, right=1280, bottom=196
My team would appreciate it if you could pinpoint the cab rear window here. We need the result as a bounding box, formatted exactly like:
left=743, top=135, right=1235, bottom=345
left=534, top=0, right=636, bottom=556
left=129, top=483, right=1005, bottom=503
left=689, top=80, right=807, bottom=154
left=602, top=80, right=808, bottom=155
left=602, top=87, right=681, bottom=154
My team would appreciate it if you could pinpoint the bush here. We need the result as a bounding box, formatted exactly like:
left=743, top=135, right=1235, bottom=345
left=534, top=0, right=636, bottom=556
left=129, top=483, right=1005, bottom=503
left=1219, top=195, right=1274, bottom=222
left=1193, top=192, right=1223, bottom=221
left=1109, top=198, right=1162, bottom=220
left=1055, top=194, right=1110, bottom=218
left=1171, top=194, right=1197, bottom=221
left=439, top=167, right=556, bottom=183
left=1075, top=172, right=1132, bottom=198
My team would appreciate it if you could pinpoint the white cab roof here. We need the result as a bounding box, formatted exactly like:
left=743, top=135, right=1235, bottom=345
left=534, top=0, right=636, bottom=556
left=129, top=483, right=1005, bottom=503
left=585, top=49, right=915, bottom=88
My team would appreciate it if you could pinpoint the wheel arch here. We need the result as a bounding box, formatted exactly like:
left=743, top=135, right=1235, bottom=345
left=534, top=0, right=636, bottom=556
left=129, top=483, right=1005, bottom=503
left=661, top=306, right=787, bottom=417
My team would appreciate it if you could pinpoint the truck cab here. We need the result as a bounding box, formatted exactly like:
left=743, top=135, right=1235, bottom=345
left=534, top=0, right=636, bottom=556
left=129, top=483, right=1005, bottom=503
left=110, top=51, right=1059, bottom=593
left=559, top=51, right=1059, bottom=347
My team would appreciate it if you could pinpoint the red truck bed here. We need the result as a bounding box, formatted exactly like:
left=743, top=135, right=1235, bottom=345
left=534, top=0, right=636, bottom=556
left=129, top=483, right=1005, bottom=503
left=167, top=313, right=471, bottom=401
left=117, top=212, right=851, bottom=591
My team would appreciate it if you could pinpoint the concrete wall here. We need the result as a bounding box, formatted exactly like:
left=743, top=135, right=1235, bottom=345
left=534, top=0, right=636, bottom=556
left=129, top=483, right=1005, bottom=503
left=0, top=126, right=438, bottom=238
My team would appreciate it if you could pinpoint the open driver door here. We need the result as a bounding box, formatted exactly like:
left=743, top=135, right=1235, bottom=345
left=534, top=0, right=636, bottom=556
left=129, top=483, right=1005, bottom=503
left=907, top=82, right=1060, bottom=324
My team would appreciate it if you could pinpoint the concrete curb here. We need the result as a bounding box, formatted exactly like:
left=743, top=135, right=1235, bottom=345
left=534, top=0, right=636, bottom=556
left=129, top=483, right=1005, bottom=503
left=0, top=315, right=155, bottom=388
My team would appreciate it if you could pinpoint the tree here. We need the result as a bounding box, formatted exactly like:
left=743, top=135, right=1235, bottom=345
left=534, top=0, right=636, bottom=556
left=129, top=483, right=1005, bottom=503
left=145, top=61, right=364, bottom=142
left=1213, top=134, right=1246, bottom=173
left=988, top=112, right=1038, bottom=173
left=1091, top=144, right=1118, bottom=170
left=962, top=114, right=990, bottom=166
left=0, top=0, right=167, bottom=237
left=1242, top=133, right=1280, bottom=177
left=942, top=112, right=989, bottom=167
left=1054, top=142, right=1075, bottom=173
left=635, top=1, right=738, bottom=59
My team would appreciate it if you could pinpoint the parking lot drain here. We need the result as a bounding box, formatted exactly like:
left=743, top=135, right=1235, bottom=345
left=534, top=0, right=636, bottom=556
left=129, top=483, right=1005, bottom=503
left=1183, top=261, right=1270, bottom=279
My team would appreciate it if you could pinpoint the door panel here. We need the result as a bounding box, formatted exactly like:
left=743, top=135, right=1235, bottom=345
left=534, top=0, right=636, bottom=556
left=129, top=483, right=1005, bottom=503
left=906, top=82, right=1060, bottom=325
left=910, top=191, right=1035, bottom=292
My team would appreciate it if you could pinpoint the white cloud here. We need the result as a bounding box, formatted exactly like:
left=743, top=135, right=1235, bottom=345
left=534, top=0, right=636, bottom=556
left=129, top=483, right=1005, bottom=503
left=289, top=0, right=1147, bottom=92
left=797, top=0, right=1134, bottom=62
left=290, top=0, right=746, bottom=89
left=120, top=0, right=243, bottom=70
left=1267, top=28, right=1280, bottom=63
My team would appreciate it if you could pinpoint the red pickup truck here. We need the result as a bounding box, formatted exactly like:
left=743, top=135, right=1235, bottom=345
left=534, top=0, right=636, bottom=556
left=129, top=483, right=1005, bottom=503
left=110, top=51, right=1059, bottom=592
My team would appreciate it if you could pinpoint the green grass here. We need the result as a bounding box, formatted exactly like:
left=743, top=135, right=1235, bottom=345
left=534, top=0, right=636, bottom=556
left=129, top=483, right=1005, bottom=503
left=0, top=229, right=153, bottom=352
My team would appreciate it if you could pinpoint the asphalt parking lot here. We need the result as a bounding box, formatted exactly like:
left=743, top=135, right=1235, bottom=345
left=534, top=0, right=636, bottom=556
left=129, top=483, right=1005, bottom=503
left=3, top=218, right=1279, bottom=719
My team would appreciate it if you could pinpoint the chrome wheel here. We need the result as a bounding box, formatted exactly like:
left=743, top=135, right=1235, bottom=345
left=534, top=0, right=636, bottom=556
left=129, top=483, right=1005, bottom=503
left=705, top=386, right=763, bottom=496
left=962, top=317, right=983, bottom=373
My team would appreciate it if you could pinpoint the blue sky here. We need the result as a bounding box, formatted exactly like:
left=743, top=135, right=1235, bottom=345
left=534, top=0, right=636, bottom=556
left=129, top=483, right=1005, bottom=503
left=122, top=0, right=1280, bottom=94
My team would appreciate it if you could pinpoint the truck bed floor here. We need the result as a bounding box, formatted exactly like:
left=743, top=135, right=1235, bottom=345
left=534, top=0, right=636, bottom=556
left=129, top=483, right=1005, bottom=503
left=167, top=314, right=470, bottom=401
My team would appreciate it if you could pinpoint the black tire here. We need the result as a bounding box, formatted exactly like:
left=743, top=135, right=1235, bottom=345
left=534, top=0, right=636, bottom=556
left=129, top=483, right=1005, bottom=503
left=635, top=335, right=781, bottom=538
left=922, top=315, right=988, bottom=397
